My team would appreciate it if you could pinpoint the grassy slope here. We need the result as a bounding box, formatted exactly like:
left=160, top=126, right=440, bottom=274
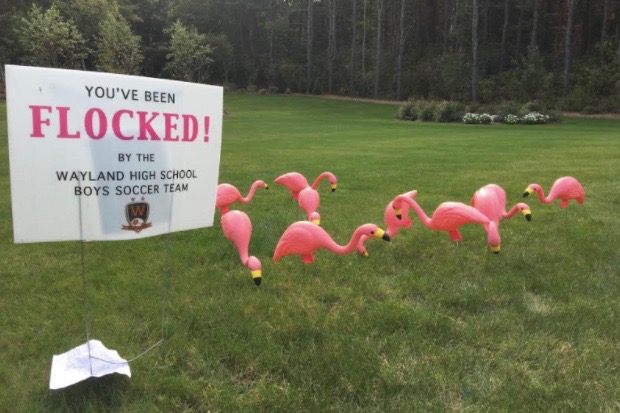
left=0, top=95, right=619, bottom=411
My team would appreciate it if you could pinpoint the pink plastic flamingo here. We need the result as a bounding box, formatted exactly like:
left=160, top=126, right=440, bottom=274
left=471, top=184, right=531, bottom=250
left=216, top=180, right=268, bottom=215
left=523, top=176, right=585, bottom=208
left=472, top=184, right=532, bottom=223
left=356, top=190, right=418, bottom=257
left=274, top=171, right=337, bottom=200
left=273, top=221, right=390, bottom=264
left=392, top=195, right=501, bottom=253
left=220, top=210, right=262, bottom=286
left=297, top=186, right=322, bottom=224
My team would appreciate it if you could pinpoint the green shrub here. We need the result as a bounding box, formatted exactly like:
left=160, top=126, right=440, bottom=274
left=396, top=103, right=415, bottom=120
left=419, top=101, right=438, bottom=121
left=433, top=100, right=467, bottom=123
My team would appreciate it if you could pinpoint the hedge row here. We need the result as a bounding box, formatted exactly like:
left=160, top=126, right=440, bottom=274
left=396, top=100, right=562, bottom=124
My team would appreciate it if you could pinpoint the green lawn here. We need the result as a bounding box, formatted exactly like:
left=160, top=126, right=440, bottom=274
left=1, top=94, right=619, bottom=411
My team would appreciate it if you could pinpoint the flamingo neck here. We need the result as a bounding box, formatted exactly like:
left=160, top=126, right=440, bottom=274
left=325, top=229, right=366, bottom=255
left=398, top=196, right=432, bottom=228
left=241, top=181, right=263, bottom=203
left=535, top=187, right=553, bottom=204
left=237, top=250, right=249, bottom=266
left=311, top=173, right=330, bottom=189
left=503, top=204, right=520, bottom=218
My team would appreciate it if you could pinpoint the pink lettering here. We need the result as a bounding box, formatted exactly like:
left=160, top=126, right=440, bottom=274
left=56, top=107, right=80, bottom=139
left=84, top=108, right=107, bottom=139
left=137, top=111, right=161, bottom=141
left=29, top=105, right=53, bottom=138
left=112, top=109, right=134, bottom=140
left=163, top=113, right=179, bottom=141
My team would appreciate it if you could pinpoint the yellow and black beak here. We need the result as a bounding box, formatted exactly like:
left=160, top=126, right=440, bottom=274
left=362, top=251, right=369, bottom=258
left=523, top=187, right=534, bottom=198
left=251, top=270, right=262, bottom=286
left=264, top=184, right=269, bottom=190
left=311, top=218, right=321, bottom=225
left=375, top=228, right=391, bottom=241
left=490, top=245, right=501, bottom=254
left=394, top=208, right=402, bottom=220
left=522, top=208, right=532, bottom=221
left=330, top=183, right=337, bottom=192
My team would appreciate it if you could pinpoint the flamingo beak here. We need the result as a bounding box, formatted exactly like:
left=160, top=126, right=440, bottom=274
left=264, top=184, right=269, bottom=190
left=522, top=208, right=532, bottom=221
left=362, top=251, right=369, bottom=258
left=330, top=183, right=337, bottom=192
left=251, top=270, right=262, bottom=286
left=394, top=208, right=402, bottom=220
left=523, top=187, right=534, bottom=198
left=311, top=218, right=321, bottom=225
left=490, top=245, right=501, bottom=254
left=375, top=228, right=390, bottom=241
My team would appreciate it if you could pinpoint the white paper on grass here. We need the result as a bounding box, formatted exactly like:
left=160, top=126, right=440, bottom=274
left=49, top=340, right=131, bottom=390
left=6, top=65, right=223, bottom=243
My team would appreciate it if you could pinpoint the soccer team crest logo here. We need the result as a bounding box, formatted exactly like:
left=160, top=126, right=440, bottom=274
left=121, top=197, right=153, bottom=233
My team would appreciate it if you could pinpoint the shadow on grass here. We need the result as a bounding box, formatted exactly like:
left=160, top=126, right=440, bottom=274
left=44, top=374, right=130, bottom=411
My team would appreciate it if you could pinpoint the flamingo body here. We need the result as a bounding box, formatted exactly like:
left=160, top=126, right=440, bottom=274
left=523, top=176, right=585, bottom=208
left=472, top=184, right=532, bottom=223
left=220, top=210, right=262, bottom=285
left=273, top=221, right=390, bottom=264
left=216, top=180, right=268, bottom=215
left=298, top=187, right=321, bottom=224
left=393, top=195, right=501, bottom=252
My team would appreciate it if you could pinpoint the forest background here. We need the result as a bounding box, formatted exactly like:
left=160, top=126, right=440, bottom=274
left=0, top=0, right=619, bottom=113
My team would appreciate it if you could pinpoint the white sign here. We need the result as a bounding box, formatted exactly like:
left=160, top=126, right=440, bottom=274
left=6, top=65, right=222, bottom=243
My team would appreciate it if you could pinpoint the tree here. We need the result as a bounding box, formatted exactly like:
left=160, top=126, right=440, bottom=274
left=327, top=0, right=336, bottom=94
left=164, top=21, right=213, bottom=83
left=307, top=0, right=314, bottom=92
left=96, top=12, right=143, bottom=74
left=563, top=0, right=576, bottom=98
left=499, top=0, right=509, bottom=71
left=17, top=4, right=87, bottom=69
left=374, top=0, right=384, bottom=98
left=471, top=0, right=480, bottom=101
left=349, top=0, right=357, bottom=94
left=395, top=0, right=407, bottom=100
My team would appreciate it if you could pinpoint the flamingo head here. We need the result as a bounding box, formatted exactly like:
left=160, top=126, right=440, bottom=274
left=516, top=203, right=532, bottom=221
left=358, top=224, right=391, bottom=242
left=487, top=221, right=501, bottom=254
left=310, top=212, right=321, bottom=225
left=247, top=256, right=262, bottom=286
left=326, top=172, right=338, bottom=192
left=523, top=184, right=541, bottom=198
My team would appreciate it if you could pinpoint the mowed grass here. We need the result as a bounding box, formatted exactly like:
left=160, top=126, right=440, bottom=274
left=1, top=94, right=619, bottom=411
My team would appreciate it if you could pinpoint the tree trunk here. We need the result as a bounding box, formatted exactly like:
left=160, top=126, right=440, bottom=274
left=563, top=0, right=575, bottom=98
left=443, top=0, right=450, bottom=53
left=472, top=0, right=479, bottom=101
left=396, top=0, right=406, bottom=100
left=362, top=0, right=367, bottom=76
left=350, top=0, right=357, bottom=94
left=516, top=0, right=524, bottom=57
left=530, top=0, right=539, bottom=50
left=307, top=0, right=313, bottom=93
left=268, top=0, right=275, bottom=70
left=600, top=0, right=608, bottom=64
left=374, top=0, right=384, bottom=98
left=499, top=0, right=509, bottom=71
left=327, top=0, right=336, bottom=94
